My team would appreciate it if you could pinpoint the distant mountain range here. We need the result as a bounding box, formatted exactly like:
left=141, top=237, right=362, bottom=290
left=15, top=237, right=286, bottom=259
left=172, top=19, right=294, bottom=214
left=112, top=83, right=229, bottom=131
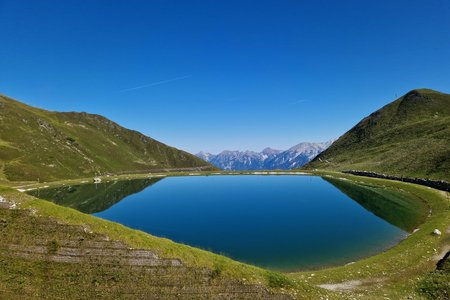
left=304, top=89, right=450, bottom=182
left=196, top=141, right=333, bottom=170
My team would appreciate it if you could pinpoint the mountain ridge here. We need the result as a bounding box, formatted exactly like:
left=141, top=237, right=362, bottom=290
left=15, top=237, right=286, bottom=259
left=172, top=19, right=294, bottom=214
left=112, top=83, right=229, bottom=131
left=303, top=88, right=450, bottom=181
left=0, top=93, right=215, bottom=181
left=197, top=141, right=333, bottom=170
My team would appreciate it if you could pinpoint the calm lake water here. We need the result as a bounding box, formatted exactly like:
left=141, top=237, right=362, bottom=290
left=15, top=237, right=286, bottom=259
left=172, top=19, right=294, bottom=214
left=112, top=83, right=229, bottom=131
left=31, top=175, right=415, bottom=271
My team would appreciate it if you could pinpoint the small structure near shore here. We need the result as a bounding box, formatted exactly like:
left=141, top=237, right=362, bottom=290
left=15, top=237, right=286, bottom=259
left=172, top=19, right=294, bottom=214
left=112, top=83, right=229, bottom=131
left=93, top=177, right=102, bottom=183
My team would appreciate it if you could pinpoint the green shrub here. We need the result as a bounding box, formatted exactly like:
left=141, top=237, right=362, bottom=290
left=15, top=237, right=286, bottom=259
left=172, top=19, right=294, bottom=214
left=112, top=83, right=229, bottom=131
left=265, top=271, right=293, bottom=288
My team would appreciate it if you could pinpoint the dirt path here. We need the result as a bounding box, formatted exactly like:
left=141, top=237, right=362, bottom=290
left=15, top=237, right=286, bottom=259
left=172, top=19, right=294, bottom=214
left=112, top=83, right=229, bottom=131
left=318, top=278, right=385, bottom=292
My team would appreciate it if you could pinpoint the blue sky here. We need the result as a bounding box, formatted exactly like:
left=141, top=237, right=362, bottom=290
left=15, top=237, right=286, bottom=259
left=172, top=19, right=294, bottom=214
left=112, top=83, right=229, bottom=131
left=1, top=1, right=449, bottom=153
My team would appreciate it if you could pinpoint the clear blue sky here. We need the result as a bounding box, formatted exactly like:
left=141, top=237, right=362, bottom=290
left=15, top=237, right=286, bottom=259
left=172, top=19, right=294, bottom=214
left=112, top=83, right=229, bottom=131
left=1, top=1, right=449, bottom=153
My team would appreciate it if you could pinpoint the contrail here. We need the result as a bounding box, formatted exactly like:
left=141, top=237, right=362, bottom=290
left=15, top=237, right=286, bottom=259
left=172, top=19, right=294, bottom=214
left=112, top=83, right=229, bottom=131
left=118, top=75, right=192, bottom=92
left=289, top=99, right=308, bottom=105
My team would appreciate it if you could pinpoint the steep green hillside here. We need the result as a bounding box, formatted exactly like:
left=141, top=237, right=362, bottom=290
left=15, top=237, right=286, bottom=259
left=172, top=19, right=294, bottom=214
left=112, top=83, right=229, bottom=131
left=304, top=89, right=450, bottom=181
left=0, top=94, right=214, bottom=181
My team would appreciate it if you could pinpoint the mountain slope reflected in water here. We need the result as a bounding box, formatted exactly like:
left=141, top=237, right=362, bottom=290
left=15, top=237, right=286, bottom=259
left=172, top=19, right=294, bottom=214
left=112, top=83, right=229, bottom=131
left=323, top=177, right=428, bottom=232
left=29, top=178, right=163, bottom=214
left=30, top=175, right=427, bottom=233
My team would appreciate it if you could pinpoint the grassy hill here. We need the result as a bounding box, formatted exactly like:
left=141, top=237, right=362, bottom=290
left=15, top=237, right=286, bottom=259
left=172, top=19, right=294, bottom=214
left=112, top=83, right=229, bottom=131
left=304, top=89, right=450, bottom=181
left=0, top=94, right=214, bottom=182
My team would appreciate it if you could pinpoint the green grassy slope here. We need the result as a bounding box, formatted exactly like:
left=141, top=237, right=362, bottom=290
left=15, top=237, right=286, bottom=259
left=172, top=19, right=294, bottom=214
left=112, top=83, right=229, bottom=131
left=0, top=94, right=214, bottom=181
left=304, top=89, right=450, bottom=181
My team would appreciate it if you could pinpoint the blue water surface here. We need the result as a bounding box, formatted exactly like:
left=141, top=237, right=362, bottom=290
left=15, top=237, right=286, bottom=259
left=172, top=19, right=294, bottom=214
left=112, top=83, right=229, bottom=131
left=91, top=175, right=407, bottom=271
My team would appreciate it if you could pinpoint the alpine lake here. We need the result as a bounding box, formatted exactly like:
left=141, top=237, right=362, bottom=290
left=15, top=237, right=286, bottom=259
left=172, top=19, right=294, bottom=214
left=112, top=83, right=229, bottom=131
left=29, top=175, right=424, bottom=272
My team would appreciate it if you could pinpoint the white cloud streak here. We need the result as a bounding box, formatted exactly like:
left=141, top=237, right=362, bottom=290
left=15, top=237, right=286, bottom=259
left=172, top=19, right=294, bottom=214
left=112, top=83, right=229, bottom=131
left=118, top=75, right=192, bottom=92
left=289, top=99, right=308, bottom=105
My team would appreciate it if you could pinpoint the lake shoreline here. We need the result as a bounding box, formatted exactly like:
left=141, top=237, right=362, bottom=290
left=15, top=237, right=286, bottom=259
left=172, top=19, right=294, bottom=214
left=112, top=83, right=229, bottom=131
left=1, top=170, right=449, bottom=299
left=29, top=174, right=414, bottom=272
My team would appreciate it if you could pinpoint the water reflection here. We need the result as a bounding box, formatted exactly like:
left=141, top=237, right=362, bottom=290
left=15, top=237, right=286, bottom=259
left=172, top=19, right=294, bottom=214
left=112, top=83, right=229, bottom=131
left=27, top=175, right=424, bottom=271
left=323, top=177, right=426, bottom=232
left=29, top=178, right=163, bottom=214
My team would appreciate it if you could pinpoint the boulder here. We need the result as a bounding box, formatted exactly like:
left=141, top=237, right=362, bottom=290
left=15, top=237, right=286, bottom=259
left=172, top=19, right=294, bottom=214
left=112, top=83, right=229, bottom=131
left=432, top=229, right=442, bottom=236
